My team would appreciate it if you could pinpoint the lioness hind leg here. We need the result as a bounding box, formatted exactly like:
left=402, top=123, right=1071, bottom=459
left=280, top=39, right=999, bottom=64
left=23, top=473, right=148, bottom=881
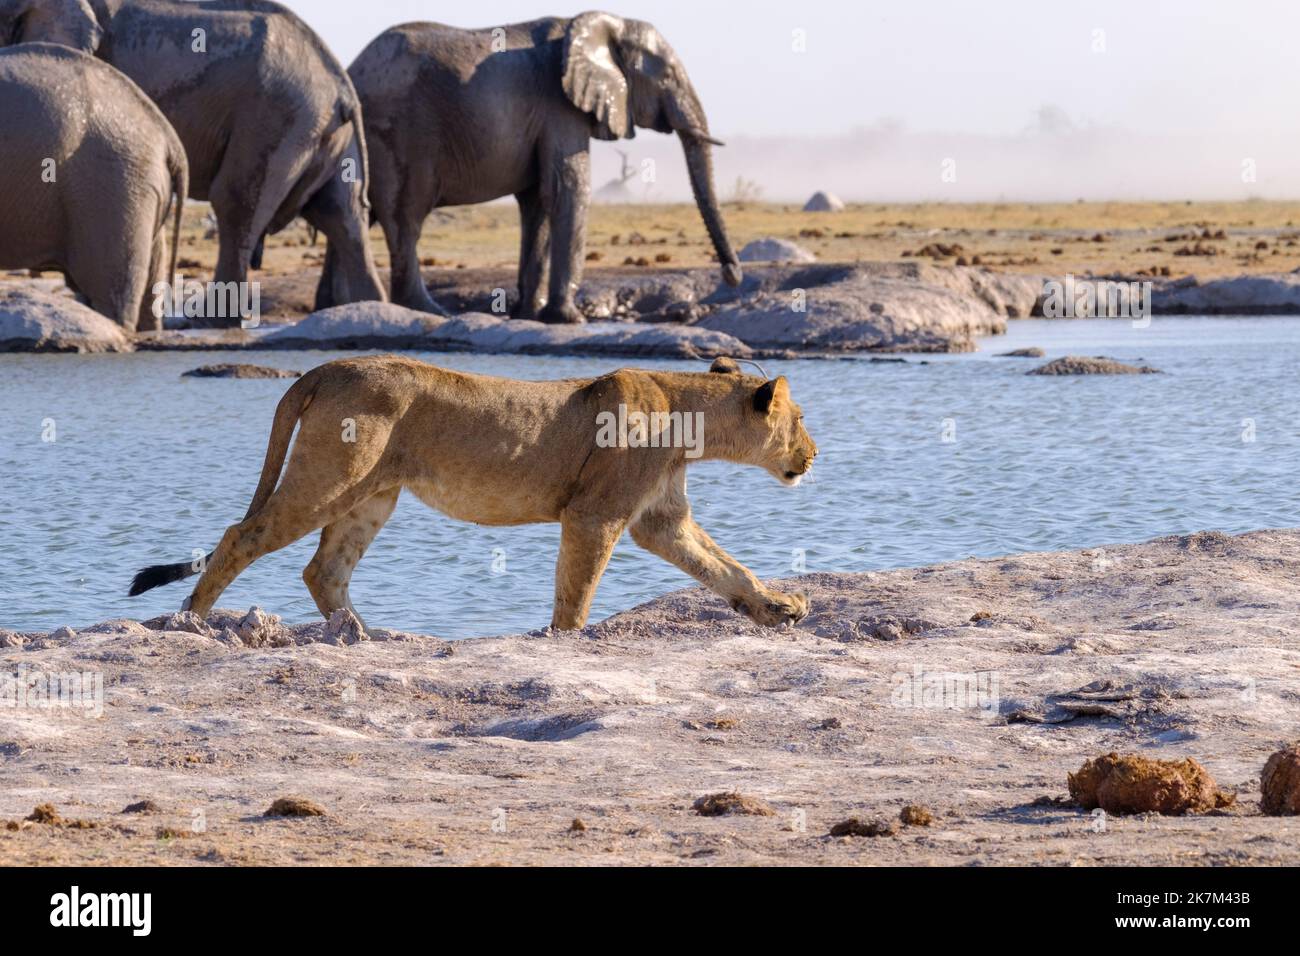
left=303, top=487, right=401, bottom=626
left=551, top=514, right=626, bottom=630
left=184, top=486, right=380, bottom=620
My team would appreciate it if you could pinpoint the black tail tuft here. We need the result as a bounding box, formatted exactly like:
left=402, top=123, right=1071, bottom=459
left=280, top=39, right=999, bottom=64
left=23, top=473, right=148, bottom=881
left=129, top=555, right=209, bottom=597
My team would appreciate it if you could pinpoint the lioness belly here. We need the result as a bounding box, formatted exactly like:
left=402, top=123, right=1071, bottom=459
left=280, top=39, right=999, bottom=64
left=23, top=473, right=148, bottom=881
left=406, top=478, right=558, bottom=527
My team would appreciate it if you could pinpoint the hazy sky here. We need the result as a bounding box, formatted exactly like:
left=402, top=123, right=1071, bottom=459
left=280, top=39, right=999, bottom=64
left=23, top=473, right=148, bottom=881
left=278, top=1, right=1300, bottom=200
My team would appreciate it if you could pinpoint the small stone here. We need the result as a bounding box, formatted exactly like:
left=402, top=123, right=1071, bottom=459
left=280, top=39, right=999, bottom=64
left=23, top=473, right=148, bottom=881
left=900, top=804, right=935, bottom=827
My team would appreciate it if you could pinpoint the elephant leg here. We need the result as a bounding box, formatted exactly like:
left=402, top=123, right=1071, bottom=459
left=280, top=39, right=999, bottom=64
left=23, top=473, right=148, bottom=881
left=512, top=185, right=549, bottom=321
left=208, top=136, right=314, bottom=326
left=382, top=207, right=440, bottom=313
left=538, top=147, right=591, bottom=325
left=302, top=171, right=386, bottom=311
left=302, top=487, right=400, bottom=626
left=367, top=129, right=439, bottom=313
left=67, top=208, right=153, bottom=332
left=135, top=227, right=170, bottom=333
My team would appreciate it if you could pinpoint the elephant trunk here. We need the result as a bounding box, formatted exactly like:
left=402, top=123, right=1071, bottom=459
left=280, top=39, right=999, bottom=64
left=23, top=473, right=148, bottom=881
left=680, top=132, right=742, bottom=287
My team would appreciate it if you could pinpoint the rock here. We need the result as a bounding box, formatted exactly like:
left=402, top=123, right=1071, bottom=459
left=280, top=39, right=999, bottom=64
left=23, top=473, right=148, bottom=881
left=699, top=264, right=1005, bottom=353
left=183, top=363, right=300, bottom=379
left=154, top=611, right=213, bottom=638
left=264, top=797, right=326, bottom=818
left=692, top=792, right=775, bottom=817
left=738, top=238, right=817, bottom=264
left=1028, top=356, right=1161, bottom=375
left=235, top=606, right=290, bottom=648
left=0, top=631, right=25, bottom=649
left=265, top=302, right=751, bottom=359
left=49, top=626, right=76, bottom=642
left=1260, top=745, right=1300, bottom=815
left=1067, top=753, right=1232, bottom=815
left=998, top=347, right=1045, bottom=358
left=1152, top=273, right=1300, bottom=314
left=323, top=608, right=368, bottom=646
left=803, top=191, right=845, bottom=213
left=0, top=288, right=133, bottom=353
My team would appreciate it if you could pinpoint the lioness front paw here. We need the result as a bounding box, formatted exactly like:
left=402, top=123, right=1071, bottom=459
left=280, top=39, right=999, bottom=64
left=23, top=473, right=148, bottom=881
left=731, top=590, right=809, bottom=628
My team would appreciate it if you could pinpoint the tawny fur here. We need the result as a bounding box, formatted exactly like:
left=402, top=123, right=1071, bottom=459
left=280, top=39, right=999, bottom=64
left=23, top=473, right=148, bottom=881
left=168, top=355, right=818, bottom=631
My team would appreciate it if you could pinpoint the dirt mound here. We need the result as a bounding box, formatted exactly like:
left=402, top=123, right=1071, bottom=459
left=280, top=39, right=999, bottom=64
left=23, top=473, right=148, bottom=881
left=830, top=817, right=897, bottom=837
left=265, top=797, right=326, bottom=818
left=1067, top=753, right=1232, bottom=815
left=692, top=792, right=774, bottom=817
left=1260, top=745, right=1300, bottom=815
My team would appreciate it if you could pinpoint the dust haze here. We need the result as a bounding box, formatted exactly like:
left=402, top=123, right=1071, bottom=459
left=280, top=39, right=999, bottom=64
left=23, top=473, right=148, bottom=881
left=591, top=111, right=1300, bottom=205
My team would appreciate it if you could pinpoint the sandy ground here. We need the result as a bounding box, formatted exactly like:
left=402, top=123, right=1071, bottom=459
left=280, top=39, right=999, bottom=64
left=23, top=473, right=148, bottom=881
left=9, top=200, right=1300, bottom=303
left=2, top=528, right=1298, bottom=866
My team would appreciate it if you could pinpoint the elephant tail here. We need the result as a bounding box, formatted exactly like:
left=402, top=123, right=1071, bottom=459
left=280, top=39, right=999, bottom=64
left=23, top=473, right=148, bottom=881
left=128, top=367, right=323, bottom=598
left=167, top=146, right=189, bottom=288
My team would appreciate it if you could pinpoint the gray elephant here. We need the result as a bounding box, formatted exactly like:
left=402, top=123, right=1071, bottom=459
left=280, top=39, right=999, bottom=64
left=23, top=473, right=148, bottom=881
left=345, top=11, right=743, bottom=323
left=0, top=43, right=187, bottom=331
left=0, top=0, right=386, bottom=323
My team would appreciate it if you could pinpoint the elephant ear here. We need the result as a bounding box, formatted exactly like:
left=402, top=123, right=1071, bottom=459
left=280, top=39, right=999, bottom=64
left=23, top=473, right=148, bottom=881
left=12, top=0, right=102, bottom=53
left=562, top=11, right=632, bottom=141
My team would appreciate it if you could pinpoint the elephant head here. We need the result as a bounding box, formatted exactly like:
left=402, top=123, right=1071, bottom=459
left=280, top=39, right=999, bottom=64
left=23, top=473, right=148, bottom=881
left=0, top=0, right=102, bottom=53
left=563, top=11, right=743, bottom=287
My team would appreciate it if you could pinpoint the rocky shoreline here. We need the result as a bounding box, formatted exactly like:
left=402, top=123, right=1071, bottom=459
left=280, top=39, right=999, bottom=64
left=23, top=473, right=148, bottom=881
left=5, top=264, right=1300, bottom=358
left=2, top=527, right=1298, bottom=865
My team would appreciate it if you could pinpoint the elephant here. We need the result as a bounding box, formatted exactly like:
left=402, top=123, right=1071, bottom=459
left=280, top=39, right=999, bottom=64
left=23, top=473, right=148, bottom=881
left=343, top=11, right=743, bottom=323
left=0, top=43, right=187, bottom=331
left=0, top=0, right=386, bottom=324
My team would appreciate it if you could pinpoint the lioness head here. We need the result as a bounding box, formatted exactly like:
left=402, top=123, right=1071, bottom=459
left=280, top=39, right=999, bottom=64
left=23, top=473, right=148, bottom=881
left=711, top=357, right=818, bottom=486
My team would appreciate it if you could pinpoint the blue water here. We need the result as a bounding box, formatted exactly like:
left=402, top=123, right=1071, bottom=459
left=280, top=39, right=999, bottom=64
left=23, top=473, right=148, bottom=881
left=2, top=316, right=1297, bottom=637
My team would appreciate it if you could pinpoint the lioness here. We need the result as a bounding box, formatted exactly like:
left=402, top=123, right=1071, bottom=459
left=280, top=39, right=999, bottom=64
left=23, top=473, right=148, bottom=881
left=131, top=355, right=817, bottom=630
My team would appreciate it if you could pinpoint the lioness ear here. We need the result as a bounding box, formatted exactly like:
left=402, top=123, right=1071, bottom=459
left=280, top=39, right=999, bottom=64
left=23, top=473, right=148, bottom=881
left=710, top=357, right=739, bottom=374
left=753, top=376, right=790, bottom=415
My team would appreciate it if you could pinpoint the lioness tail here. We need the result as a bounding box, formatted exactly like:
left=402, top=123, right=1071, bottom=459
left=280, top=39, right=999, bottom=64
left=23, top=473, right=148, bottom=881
left=128, top=369, right=324, bottom=597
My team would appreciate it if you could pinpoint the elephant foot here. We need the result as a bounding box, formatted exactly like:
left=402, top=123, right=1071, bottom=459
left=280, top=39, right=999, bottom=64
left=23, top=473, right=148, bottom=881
left=396, top=288, right=450, bottom=317
left=537, top=302, right=585, bottom=325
